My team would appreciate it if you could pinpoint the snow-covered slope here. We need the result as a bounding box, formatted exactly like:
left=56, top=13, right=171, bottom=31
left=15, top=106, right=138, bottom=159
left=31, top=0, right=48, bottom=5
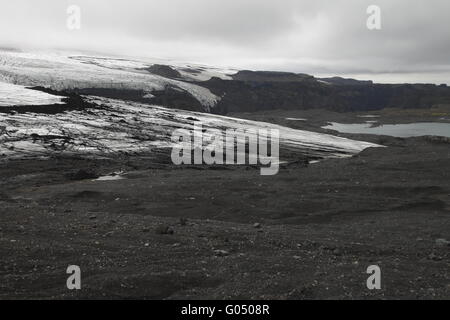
left=0, top=82, right=65, bottom=107
left=70, top=55, right=236, bottom=82
left=0, top=50, right=221, bottom=111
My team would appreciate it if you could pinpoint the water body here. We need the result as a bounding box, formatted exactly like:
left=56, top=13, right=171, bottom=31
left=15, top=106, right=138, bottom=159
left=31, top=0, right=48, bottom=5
left=323, top=122, right=450, bottom=138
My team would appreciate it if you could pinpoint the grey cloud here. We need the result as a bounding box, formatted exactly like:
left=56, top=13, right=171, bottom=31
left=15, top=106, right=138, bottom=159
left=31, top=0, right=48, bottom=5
left=0, top=0, right=449, bottom=83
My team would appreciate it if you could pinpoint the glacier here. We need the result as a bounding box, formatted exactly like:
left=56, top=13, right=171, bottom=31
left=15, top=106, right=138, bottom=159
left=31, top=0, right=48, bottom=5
left=0, top=96, right=380, bottom=160
left=0, top=50, right=222, bottom=111
left=0, top=50, right=381, bottom=162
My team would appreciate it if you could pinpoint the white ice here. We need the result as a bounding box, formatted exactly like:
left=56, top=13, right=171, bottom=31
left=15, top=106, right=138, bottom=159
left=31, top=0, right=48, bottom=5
left=0, top=50, right=220, bottom=111
left=0, top=96, right=381, bottom=160
left=0, top=81, right=64, bottom=107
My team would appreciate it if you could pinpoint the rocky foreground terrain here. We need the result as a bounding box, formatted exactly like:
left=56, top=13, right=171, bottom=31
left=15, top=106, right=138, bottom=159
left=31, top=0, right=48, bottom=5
left=0, top=107, right=449, bottom=299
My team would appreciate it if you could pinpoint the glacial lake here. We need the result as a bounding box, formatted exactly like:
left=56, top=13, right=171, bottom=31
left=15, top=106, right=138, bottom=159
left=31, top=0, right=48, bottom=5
left=323, top=122, right=450, bottom=138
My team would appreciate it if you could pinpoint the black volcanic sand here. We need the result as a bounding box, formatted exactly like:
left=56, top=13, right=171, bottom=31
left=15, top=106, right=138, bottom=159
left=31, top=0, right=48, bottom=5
left=0, top=110, right=449, bottom=299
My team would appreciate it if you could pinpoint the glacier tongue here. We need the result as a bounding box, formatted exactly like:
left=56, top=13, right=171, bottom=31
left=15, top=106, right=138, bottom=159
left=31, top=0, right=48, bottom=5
left=0, top=96, right=380, bottom=160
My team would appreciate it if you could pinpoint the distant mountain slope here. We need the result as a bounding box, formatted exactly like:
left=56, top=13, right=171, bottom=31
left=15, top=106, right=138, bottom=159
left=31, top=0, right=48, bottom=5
left=231, top=70, right=314, bottom=82
left=200, top=71, right=450, bottom=114
left=1, top=50, right=450, bottom=115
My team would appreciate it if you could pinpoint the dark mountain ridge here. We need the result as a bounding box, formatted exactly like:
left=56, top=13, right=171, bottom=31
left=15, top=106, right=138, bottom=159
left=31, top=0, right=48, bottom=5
left=194, top=71, right=450, bottom=114
left=139, top=65, right=450, bottom=114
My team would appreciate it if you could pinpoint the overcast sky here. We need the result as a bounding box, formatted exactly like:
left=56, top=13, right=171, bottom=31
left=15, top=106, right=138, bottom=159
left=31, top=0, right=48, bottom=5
left=1, top=0, right=449, bottom=84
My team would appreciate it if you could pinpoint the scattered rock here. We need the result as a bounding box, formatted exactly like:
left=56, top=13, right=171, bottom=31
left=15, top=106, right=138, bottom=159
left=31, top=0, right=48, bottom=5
left=425, top=136, right=450, bottom=144
left=142, top=227, right=150, bottom=233
left=253, top=223, right=262, bottom=229
left=89, top=215, right=97, bottom=220
left=179, top=218, right=188, bottom=226
left=428, top=253, right=443, bottom=261
left=435, top=239, right=450, bottom=247
left=155, top=225, right=174, bottom=235
left=214, top=249, right=230, bottom=257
